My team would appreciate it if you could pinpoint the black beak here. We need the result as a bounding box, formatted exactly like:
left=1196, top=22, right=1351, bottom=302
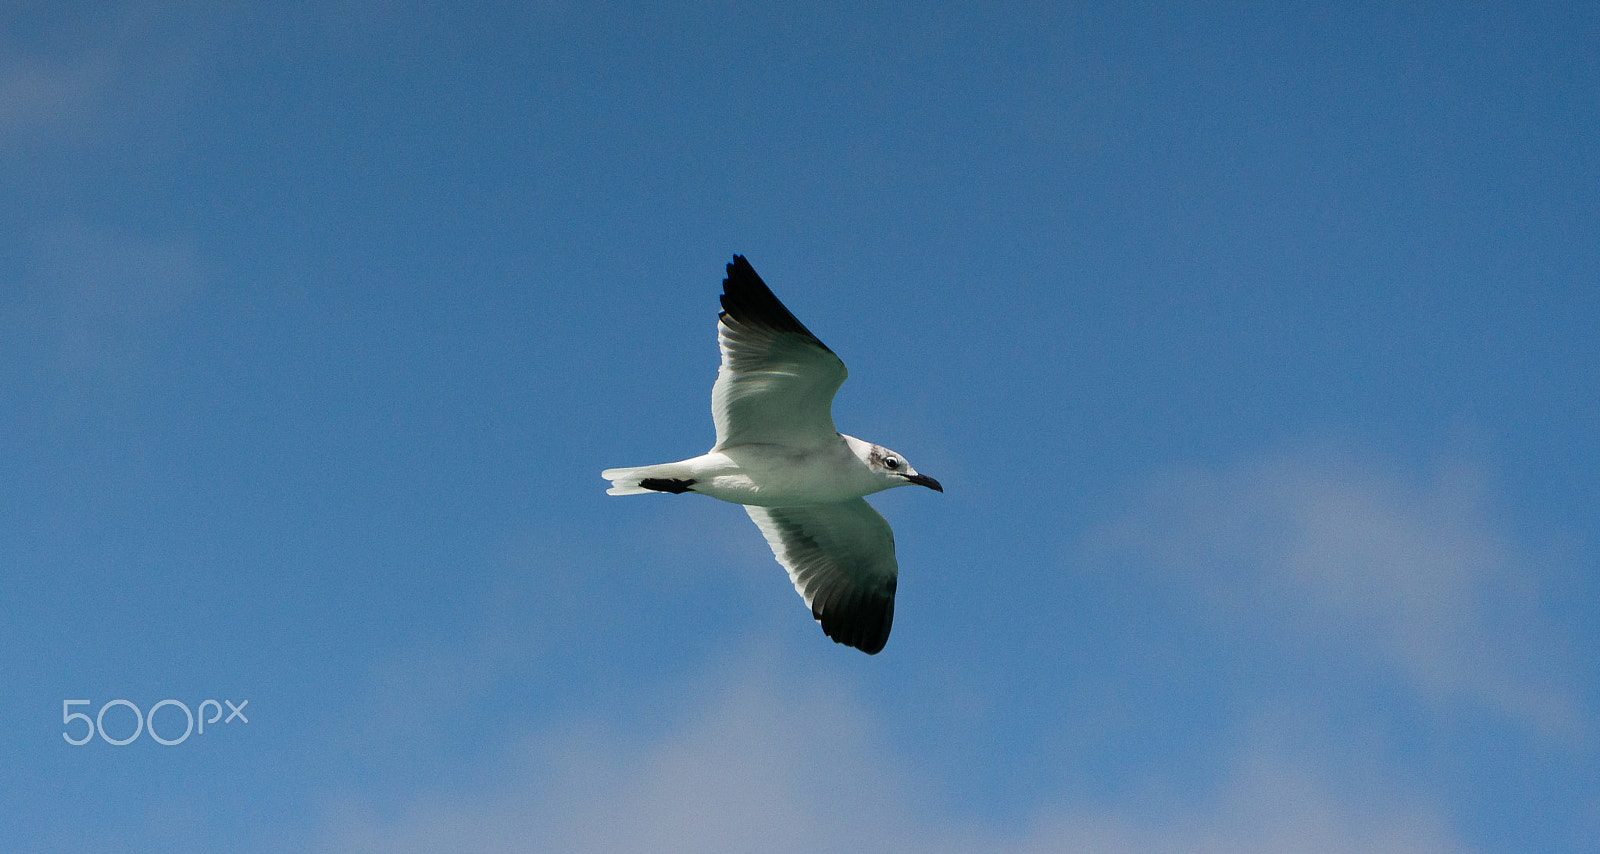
left=904, top=472, right=943, bottom=492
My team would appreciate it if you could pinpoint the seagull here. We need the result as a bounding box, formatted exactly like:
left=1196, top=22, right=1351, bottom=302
left=602, top=256, right=943, bottom=654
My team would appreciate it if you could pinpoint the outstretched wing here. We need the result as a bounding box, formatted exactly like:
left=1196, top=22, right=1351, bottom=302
left=712, top=256, right=848, bottom=450
left=744, top=499, right=898, bottom=655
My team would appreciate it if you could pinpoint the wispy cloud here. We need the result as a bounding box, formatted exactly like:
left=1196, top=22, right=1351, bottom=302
left=1023, top=744, right=1470, bottom=854
left=302, top=444, right=1574, bottom=853
left=1, top=3, right=215, bottom=160
left=17, top=226, right=203, bottom=373
left=0, top=52, right=108, bottom=146
left=1092, top=446, right=1583, bottom=738
left=311, top=652, right=1474, bottom=854
left=0, top=4, right=157, bottom=151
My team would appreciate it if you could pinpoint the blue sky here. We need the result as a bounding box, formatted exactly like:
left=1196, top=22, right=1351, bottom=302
left=3, top=1, right=1596, bottom=851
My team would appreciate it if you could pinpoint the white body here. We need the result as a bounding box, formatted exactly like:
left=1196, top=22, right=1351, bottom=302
left=605, top=434, right=895, bottom=507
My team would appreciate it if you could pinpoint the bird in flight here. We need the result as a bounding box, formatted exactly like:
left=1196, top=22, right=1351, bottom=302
left=603, top=256, right=943, bottom=654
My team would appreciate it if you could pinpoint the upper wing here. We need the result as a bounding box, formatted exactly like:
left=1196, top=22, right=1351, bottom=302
left=744, top=499, right=898, bottom=655
left=712, top=256, right=848, bottom=450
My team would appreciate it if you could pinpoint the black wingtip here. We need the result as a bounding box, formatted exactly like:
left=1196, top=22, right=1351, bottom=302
left=815, top=591, right=894, bottom=655
left=720, top=255, right=833, bottom=352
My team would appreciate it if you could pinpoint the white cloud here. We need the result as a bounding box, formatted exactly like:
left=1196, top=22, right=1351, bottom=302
left=1092, top=446, right=1582, bottom=738
left=311, top=653, right=1474, bottom=854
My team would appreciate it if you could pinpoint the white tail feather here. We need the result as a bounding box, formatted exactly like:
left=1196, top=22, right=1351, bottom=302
left=602, top=463, right=692, bottom=496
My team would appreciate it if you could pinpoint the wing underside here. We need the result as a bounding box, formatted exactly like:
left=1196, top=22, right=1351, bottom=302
left=744, top=500, right=898, bottom=654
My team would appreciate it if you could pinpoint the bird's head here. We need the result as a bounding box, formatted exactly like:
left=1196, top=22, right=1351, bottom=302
left=862, top=442, right=943, bottom=493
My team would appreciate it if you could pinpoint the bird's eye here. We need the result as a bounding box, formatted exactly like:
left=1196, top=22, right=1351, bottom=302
left=885, top=457, right=900, bottom=470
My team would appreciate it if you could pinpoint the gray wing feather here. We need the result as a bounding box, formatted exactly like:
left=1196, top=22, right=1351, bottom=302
left=744, top=500, right=898, bottom=655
